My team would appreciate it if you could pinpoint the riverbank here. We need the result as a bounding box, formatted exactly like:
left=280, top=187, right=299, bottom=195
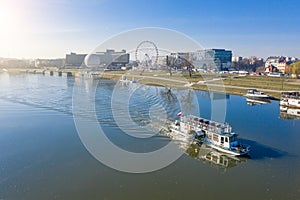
left=101, top=70, right=300, bottom=99
left=2, top=68, right=300, bottom=99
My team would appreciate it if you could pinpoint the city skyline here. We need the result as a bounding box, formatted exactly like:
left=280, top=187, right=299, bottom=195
left=1, top=0, right=300, bottom=59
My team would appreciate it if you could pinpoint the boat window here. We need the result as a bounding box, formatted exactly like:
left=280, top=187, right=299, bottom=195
left=221, top=137, right=224, bottom=143
left=207, top=133, right=212, bottom=139
left=213, top=134, right=219, bottom=142
left=225, top=137, right=228, bottom=143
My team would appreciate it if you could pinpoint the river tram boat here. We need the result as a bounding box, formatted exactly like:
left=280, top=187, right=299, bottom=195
left=245, top=88, right=269, bottom=98
left=168, top=114, right=250, bottom=156
left=280, top=91, right=300, bottom=108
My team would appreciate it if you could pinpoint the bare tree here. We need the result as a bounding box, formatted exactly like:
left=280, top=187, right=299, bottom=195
left=166, top=55, right=178, bottom=76
left=178, top=56, right=194, bottom=78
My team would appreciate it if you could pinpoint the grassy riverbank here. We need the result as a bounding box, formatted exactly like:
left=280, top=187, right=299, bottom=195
left=2, top=68, right=300, bottom=99
left=102, top=70, right=300, bottom=99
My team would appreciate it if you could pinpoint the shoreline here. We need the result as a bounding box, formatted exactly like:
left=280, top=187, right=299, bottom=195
left=2, top=68, right=300, bottom=99
left=100, top=72, right=284, bottom=99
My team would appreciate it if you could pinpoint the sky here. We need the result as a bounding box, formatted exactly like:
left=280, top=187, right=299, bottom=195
left=0, top=0, right=300, bottom=59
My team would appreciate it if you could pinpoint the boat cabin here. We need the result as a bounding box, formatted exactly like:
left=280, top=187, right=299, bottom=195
left=180, top=115, right=232, bottom=135
left=247, top=89, right=259, bottom=94
left=247, top=88, right=266, bottom=95
left=174, top=114, right=250, bottom=156
left=205, top=131, right=238, bottom=149
left=281, top=91, right=300, bottom=99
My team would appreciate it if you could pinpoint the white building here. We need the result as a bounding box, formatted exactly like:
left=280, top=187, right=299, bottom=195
left=232, top=56, right=243, bottom=62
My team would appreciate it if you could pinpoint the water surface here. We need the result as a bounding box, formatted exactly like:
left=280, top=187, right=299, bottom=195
left=0, top=73, right=300, bottom=200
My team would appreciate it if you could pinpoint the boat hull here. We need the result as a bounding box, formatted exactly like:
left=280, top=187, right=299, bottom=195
left=206, top=142, right=250, bottom=156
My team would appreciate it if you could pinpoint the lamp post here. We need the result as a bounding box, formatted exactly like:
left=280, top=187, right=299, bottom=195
left=281, top=75, right=284, bottom=90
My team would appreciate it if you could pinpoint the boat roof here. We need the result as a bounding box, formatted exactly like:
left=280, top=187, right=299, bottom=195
left=247, top=88, right=260, bottom=91
left=185, top=115, right=230, bottom=127
left=281, top=91, right=299, bottom=94
left=222, top=132, right=238, bottom=137
left=182, top=115, right=234, bottom=135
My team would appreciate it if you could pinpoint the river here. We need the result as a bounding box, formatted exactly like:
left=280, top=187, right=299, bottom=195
left=0, top=73, right=300, bottom=200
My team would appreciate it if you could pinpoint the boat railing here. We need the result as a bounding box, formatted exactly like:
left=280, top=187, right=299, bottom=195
left=181, top=115, right=232, bottom=134
left=281, top=92, right=300, bottom=99
left=281, top=94, right=300, bottom=99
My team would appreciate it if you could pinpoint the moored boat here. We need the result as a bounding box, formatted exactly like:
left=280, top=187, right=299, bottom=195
left=245, top=88, right=269, bottom=98
left=168, top=114, right=250, bottom=156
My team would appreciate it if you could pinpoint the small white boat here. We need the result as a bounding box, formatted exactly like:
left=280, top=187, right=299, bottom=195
left=168, top=114, right=250, bottom=156
left=120, top=75, right=137, bottom=84
left=280, top=91, right=300, bottom=108
left=246, top=89, right=269, bottom=98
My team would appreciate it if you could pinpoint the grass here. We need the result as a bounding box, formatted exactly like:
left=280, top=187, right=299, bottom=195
left=75, top=70, right=300, bottom=99
left=221, top=76, right=300, bottom=91
left=3, top=68, right=300, bottom=99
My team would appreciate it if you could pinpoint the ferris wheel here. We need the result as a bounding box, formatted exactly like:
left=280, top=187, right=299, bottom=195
left=135, top=41, right=159, bottom=68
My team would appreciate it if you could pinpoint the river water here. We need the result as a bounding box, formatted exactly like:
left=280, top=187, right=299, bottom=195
left=0, top=73, right=300, bottom=200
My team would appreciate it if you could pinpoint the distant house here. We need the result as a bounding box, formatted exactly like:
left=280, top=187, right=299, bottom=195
left=265, top=56, right=296, bottom=73
left=265, top=56, right=280, bottom=73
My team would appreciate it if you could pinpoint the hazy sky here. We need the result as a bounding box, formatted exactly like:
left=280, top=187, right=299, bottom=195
left=1, top=0, right=299, bottom=59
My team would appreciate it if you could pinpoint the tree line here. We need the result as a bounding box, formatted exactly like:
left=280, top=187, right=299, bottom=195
left=231, top=58, right=265, bottom=72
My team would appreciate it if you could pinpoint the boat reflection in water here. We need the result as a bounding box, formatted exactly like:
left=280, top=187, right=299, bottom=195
left=186, top=143, right=248, bottom=170
left=163, top=131, right=248, bottom=170
left=246, top=97, right=271, bottom=106
left=163, top=130, right=250, bottom=171
left=280, top=106, right=300, bottom=120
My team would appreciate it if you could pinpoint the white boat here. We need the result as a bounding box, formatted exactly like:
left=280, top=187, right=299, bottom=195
left=168, top=114, right=250, bottom=156
left=245, top=89, right=269, bottom=98
left=167, top=120, right=195, bottom=142
left=280, top=91, right=300, bottom=108
left=120, top=75, right=137, bottom=84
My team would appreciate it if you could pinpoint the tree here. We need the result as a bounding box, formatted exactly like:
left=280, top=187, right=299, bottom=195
left=289, top=61, right=300, bottom=78
left=166, top=55, right=177, bottom=76
left=178, top=56, right=194, bottom=78
left=232, top=57, right=265, bottom=72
